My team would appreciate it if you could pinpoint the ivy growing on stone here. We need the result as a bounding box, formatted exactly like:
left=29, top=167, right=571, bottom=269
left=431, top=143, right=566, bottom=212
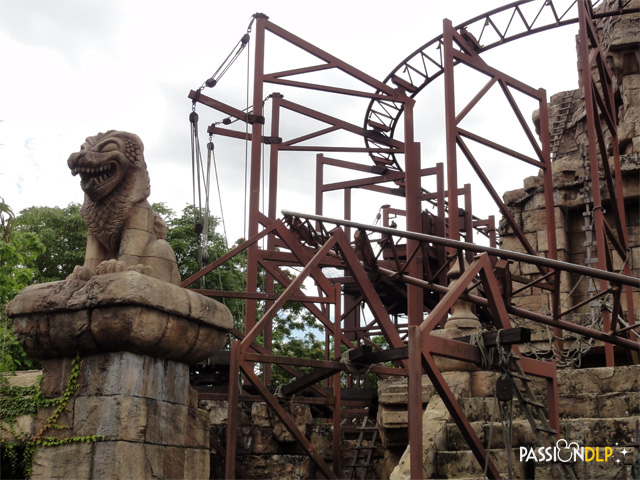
left=0, top=354, right=104, bottom=478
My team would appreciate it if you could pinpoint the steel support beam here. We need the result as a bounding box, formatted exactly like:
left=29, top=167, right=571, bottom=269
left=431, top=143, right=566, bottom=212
left=578, top=0, right=635, bottom=365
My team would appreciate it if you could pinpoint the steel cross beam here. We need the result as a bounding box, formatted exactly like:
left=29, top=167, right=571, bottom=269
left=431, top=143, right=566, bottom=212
left=441, top=15, right=564, bottom=353
left=442, top=17, right=556, bottom=265
left=283, top=211, right=640, bottom=289
left=240, top=357, right=337, bottom=479
left=407, top=253, right=561, bottom=479
left=214, top=220, right=412, bottom=477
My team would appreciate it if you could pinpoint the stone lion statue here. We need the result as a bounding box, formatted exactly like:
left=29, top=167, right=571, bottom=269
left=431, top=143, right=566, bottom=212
left=67, top=131, right=181, bottom=285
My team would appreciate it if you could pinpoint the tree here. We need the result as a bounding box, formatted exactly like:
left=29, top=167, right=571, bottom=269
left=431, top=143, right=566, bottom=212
left=13, top=204, right=86, bottom=284
left=1, top=203, right=85, bottom=371
left=153, top=202, right=248, bottom=328
left=0, top=199, right=45, bottom=371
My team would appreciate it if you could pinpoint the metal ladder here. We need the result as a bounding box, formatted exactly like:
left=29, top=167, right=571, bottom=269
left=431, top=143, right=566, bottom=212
left=580, top=152, right=604, bottom=320
left=502, top=357, right=578, bottom=480
left=345, top=412, right=379, bottom=480
left=550, top=91, right=575, bottom=159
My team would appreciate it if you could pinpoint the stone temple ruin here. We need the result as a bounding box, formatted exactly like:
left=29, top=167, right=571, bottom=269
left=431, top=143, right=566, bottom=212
left=3, top=1, right=640, bottom=479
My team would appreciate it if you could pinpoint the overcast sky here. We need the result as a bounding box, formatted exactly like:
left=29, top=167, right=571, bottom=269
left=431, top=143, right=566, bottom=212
left=0, top=0, right=581, bottom=242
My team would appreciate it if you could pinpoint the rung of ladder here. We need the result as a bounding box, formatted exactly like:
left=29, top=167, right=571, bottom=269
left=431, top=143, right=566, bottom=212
left=343, top=426, right=378, bottom=433
left=523, top=398, right=545, bottom=409
left=536, top=425, right=558, bottom=434
left=509, top=372, right=532, bottom=381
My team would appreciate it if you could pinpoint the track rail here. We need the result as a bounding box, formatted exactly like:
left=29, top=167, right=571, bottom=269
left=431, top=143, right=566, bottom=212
left=363, top=0, right=635, bottom=166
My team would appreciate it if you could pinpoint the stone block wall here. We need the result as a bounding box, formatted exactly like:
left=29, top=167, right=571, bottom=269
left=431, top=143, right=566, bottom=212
left=202, top=398, right=388, bottom=480
left=384, top=365, right=639, bottom=479
left=203, top=399, right=323, bottom=479
left=29, top=352, right=210, bottom=480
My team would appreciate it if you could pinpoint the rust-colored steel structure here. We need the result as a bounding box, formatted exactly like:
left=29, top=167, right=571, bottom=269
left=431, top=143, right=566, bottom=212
left=185, top=2, right=639, bottom=478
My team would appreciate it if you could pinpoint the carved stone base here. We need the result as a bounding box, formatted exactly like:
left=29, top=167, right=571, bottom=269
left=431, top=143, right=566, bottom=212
left=6, top=272, right=232, bottom=479
left=30, top=352, right=210, bottom=480
left=8, top=271, right=232, bottom=363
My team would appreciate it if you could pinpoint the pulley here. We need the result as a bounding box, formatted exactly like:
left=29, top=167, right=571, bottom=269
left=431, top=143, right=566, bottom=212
left=495, top=373, right=514, bottom=402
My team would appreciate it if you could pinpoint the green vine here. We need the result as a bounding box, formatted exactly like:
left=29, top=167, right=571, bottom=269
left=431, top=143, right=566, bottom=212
left=0, top=354, right=104, bottom=478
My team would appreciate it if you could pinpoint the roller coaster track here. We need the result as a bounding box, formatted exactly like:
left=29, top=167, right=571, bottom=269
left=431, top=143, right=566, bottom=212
left=363, top=0, right=637, bottom=168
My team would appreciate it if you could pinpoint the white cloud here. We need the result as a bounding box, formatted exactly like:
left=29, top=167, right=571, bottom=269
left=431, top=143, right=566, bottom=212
left=0, top=0, right=124, bottom=66
left=0, top=0, right=581, bottom=241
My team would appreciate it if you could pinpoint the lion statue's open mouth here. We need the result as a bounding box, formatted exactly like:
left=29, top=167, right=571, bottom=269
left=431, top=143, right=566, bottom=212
left=67, top=131, right=181, bottom=285
left=71, top=161, right=119, bottom=194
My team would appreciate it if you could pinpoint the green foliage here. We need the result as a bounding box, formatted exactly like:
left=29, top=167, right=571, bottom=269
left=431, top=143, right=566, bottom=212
left=270, top=325, right=325, bottom=386
left=258, top=296, right=324, bottom=386
left=0, top=355, right=104, bottom=479
left=0, top=199, right=46, bottom=373
left=0, top=381, right=54, bottom=427
left=153, top=202, right=247, bottom=329
left=14, top=204, right=86, bottom=284
left=0, top=204, right=88, bottom=372
left=35, top=354, right=82, bottom=437
left=0, top=200, right=46, bottom=306
left=154, top=203, right=238, bottom=282
left=0, top=323, right=40, bottom=373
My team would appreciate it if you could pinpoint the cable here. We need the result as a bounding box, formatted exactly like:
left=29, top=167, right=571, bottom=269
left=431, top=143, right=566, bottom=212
left=196, top=16, right=254, bottom=91
left=189, top=111, right=198, bottom=227
left=242, top=30, right=251, bottom=243
left=209, top=140, right=228, bottom=247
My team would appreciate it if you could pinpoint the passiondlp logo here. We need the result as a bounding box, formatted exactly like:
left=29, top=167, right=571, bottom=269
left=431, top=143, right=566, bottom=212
left=519, top=439, right=614, bottom=463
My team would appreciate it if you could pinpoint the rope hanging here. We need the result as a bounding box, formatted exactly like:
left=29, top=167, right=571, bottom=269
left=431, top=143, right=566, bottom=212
left=469, top=329, right=498, bottom=371
left=208, top=138, right=228, bottom=248
left=495, top=329, right=515, bottom=480
left=474, top=329, right=516, bottom=480
left=497, top=390, right=515, bottom=479
left=340, top=349, right=371, bottom=377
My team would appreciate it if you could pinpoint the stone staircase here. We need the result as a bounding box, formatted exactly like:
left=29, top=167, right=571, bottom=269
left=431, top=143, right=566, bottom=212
left=382, top=365, right=639, bottom=479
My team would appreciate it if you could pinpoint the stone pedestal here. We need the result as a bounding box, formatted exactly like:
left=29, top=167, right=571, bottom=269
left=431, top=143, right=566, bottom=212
left=31, top=352, right=209, bottom=480
left=431, top=259, right=483, bottom=372
left=7, top=271, right=232, bottom=480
